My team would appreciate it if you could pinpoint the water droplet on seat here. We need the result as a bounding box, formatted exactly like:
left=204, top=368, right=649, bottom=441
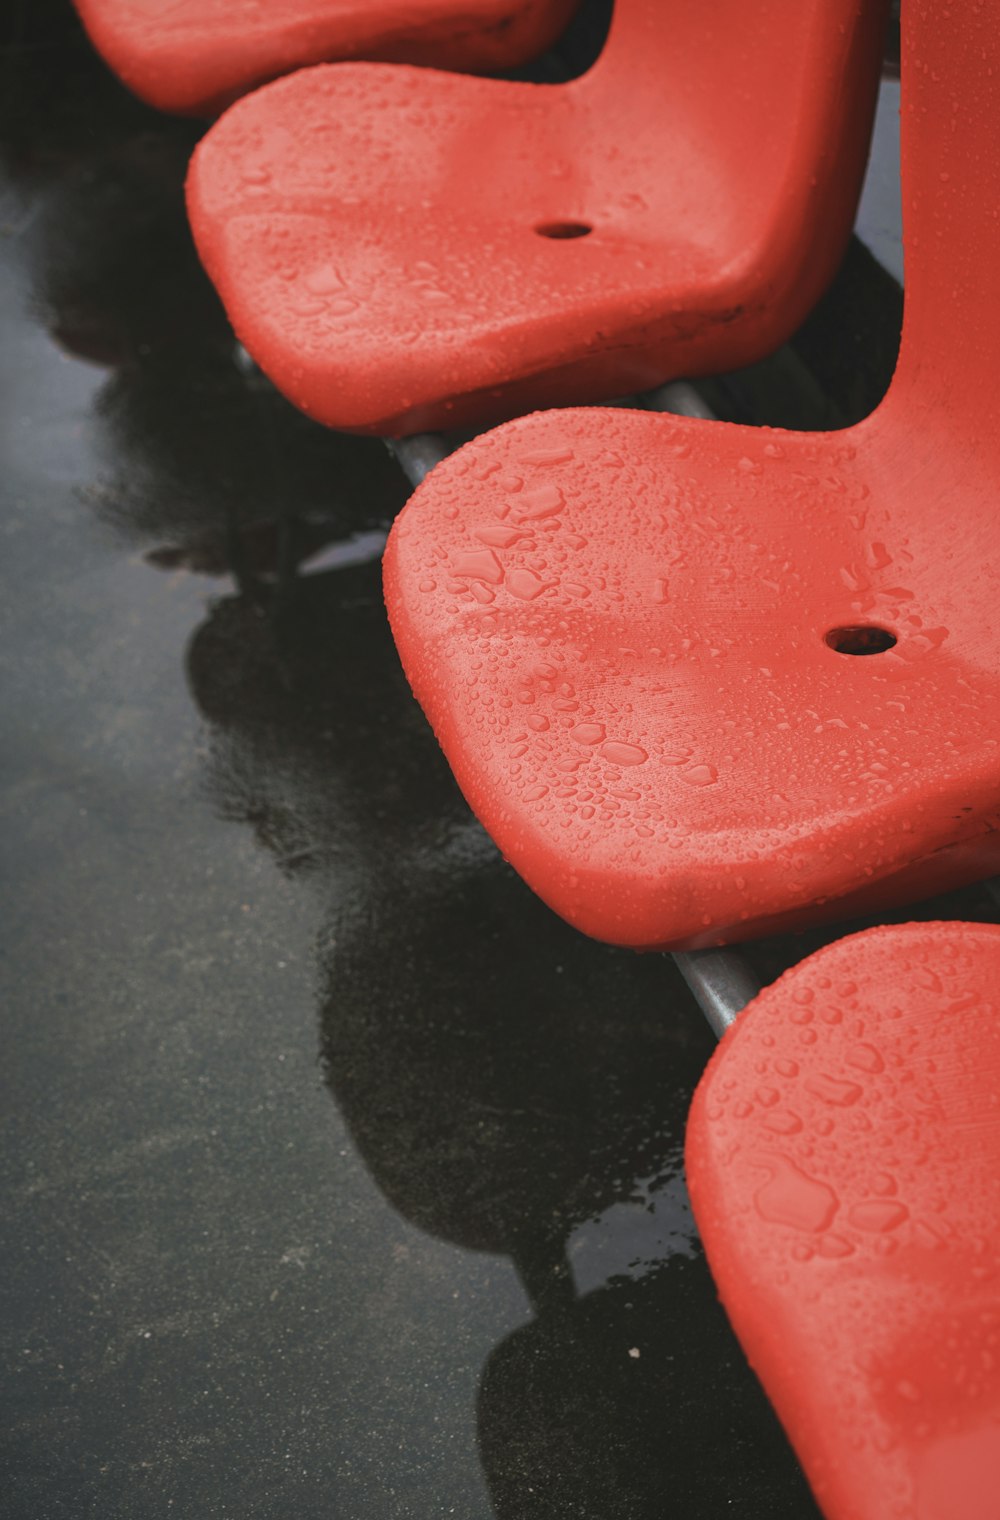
left=751, top=1154, right=840, bottom=1234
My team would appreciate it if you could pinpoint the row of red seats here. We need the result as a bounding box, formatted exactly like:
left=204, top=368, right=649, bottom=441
left=75, top=3, right=1000, bottom=1516
left=185, top=0, right=887, bottom=435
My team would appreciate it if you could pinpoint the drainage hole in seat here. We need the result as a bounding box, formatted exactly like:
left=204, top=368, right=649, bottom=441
left=824, top=624, right=897, bottom=656
left=535, top=220, right=593, bottom=240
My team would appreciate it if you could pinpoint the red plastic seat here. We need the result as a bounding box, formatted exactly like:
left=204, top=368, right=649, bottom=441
left=187, top=0, right=886, bottom=434
left=385, top=0, right=1000, bottom=950
left=72, top=0, right=578, bottom=116
left=685, top=921, right=1000, bottom=1520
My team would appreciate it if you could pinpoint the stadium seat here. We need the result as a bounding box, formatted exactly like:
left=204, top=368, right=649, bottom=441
left=686, top=921, right=1000, bottom=1520
left=188, top=0, right=885, bottom=432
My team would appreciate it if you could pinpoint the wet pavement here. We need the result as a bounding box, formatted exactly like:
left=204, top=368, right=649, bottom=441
left=2, top=5, right=996, bottom=1518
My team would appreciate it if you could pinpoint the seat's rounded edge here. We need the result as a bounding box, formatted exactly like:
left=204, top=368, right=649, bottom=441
left=383, top=406, right=705, bottom=949
left=72, top=0, right=581, bottom=116
left=71, top=0, right=208, bottom=114
left=184, top=85, right=390, bottom=432
left=73, top=0, right=319, bottom=115
left=685, top=919, right=1000, bottom=1520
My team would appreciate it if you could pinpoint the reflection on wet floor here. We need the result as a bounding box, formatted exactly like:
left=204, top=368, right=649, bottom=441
left=185, top=562, right=818, bottom=1516
left=7, top=41, right=406, bottom=583
left=479, top=1255, right=803, bottom=1520
left=2, top=4, right=994, bottom=1518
